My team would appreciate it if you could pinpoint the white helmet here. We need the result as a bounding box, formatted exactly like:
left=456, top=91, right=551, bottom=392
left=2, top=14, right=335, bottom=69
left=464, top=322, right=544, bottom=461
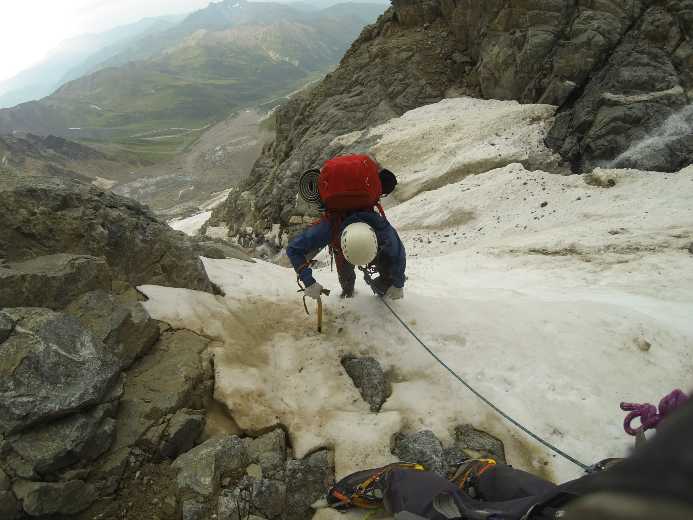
left=341, top=222, right=378, bottom=266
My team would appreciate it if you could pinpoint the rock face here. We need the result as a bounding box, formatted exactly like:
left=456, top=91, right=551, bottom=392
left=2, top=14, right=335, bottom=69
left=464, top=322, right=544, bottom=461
left=0, top=308, right=121, bottom=435
left=0, top=172, right=213, bottom=292
left=213, top=0, right=693, bottom=240
left=4, top=403, right=116, bottom=478
left=173, top=435, right=249, bottom=497
left=0, top=255, right=111, bottom=309
left=172, top=430, right=333, bottom=520
left=284, top=450, right=334, bottom=520
left=109, top=330, right=212, bottom=455
left=159, top=409, right=206, bottom=460
left=65, top=290, right=160, bottom=370
left=12, top=480, right=96, bottom=516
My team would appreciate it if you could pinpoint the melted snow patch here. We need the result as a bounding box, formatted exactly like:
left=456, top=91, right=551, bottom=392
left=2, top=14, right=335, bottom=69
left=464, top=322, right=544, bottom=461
left=169, top=211, right=212, bottom=236
left=332, top=97, right=560, bottom=202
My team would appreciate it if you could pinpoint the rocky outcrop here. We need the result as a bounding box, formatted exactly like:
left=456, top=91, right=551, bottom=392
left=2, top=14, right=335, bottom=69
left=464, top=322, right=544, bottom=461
left=4, top=402, right=117, bottom=478
left=12, top=480, right=96, bottom=516
left=0, top=254, right=111, bottom=309
left=393, top=427, right=507, bottom=477
left=174, top=435, right=249, bottom=497
left=0, top=172, right=213, bottom=292
left=65, top=290, right=160, bottom=370
left=0, top=308, right=122, bottom=435
left=172, top=430, right=334, bottom=520
left=212, top=0, right=693, bottom=241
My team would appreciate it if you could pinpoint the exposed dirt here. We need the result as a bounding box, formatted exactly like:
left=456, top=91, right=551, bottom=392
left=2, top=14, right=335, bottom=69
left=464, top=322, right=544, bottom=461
left=78, top=462, right=179, bottom=520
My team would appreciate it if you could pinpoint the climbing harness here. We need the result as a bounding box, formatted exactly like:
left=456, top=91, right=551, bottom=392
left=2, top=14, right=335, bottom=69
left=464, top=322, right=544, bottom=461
left=375, top=295, right=592, bottom=473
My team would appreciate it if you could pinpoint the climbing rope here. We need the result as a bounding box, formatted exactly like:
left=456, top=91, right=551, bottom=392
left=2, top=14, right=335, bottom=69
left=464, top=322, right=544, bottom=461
left=621, top=389, right=689, bottom=436
left=377, top=296, right=591, bottom=472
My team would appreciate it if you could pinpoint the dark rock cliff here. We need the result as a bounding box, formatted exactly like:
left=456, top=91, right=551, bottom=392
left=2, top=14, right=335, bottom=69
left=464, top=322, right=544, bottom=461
left=212, top=0, right=692, bottom=241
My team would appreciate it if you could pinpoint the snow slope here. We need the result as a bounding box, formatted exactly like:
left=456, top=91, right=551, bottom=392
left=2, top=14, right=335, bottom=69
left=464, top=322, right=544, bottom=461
left=140, top=97, right=693, bottom=517
left=168, top=188, right=233, bottom=236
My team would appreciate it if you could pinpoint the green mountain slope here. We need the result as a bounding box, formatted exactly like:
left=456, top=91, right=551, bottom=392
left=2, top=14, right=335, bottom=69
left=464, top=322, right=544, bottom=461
left=0, top=0, right=385, bottom=161
left=0, top=16, right=181, bottom=109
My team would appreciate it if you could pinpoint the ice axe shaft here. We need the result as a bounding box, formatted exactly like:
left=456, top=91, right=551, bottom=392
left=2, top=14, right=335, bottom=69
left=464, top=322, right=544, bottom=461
left=317, top=288, right=330, bottom=333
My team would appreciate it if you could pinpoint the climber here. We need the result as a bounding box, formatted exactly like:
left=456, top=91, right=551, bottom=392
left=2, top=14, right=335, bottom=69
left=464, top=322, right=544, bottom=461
left=287, top=155, right=406, bottom=300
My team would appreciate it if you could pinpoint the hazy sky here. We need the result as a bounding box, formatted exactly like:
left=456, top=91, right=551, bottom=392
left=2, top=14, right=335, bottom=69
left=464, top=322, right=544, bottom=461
left=0, top=0, right=215, bottom=82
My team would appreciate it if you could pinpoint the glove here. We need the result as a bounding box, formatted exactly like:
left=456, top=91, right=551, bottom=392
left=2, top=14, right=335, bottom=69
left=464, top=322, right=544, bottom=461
left=386, top=286, right=404, bottom=300
left=304, top=281, right=325, bottom=300
left=369, top=276, right=389, bottom=296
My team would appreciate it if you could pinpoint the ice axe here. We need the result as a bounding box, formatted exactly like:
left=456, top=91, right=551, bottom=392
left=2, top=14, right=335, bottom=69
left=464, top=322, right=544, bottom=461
left=297, top=278, right=331, bottom=333
left=316, top=288, right=331, bottom=333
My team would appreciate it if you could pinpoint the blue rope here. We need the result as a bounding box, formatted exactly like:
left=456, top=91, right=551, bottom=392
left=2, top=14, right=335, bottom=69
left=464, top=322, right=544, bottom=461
left=378, top=296, right=590, bottom=472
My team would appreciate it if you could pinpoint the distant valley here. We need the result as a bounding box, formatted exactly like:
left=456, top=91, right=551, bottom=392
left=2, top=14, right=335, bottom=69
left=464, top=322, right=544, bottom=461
left=0, top=0, right=386, bottom=215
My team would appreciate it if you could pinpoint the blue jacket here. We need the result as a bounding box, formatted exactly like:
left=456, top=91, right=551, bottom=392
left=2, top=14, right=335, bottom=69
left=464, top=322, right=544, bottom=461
left=287, top=211, right=406, bottom=288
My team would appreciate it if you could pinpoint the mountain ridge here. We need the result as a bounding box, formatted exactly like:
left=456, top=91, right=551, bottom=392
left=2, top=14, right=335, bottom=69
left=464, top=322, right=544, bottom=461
left=0, top=1, right=386, bottom=161
left=211, top=0, right=693, bottom=244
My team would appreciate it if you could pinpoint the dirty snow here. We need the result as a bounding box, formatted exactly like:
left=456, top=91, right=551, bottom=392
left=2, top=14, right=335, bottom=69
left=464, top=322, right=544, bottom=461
left=333, top=97, right=560, bottom=202
left=141, top=97, right=693, bottom=517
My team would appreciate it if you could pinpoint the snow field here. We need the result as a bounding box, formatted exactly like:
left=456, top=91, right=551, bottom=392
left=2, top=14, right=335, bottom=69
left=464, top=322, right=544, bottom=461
left=141, top=97, right=693, bottom=519
left=334, top=97, right=560, bottom=202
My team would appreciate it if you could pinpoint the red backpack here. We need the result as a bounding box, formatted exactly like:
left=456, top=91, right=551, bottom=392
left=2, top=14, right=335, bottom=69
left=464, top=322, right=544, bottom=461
left=318, top=155, right=384, bottom=214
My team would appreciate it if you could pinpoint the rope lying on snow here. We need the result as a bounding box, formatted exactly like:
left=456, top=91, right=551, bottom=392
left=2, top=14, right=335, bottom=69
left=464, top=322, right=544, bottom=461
left=377, top=296, right=591, bottom=472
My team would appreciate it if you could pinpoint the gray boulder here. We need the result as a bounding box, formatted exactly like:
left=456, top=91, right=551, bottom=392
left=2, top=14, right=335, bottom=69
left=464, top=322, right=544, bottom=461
left=0, top=469, right=9, bottom=490
left=110, top=330, right=211, bottom=455
left=182, top=499, right=208, bottom=520
left=244, top=428, right=287, bottom=481
left=0, top=490, right=21, bottom=520
left=252, top=478, right=285, bottom=518
left=218, top=476, right=285, bottom=520
left=13, top=479, right=96, bottom=516
left=0, top=172, right=213, bottom=292
left=193, top=239, right=256, bottom=263
left=173, top=435, right=249, bottom=497
left=0, top=254, right=111, bottom=309
left=65, top=290, right=160, bottom=369
left=159, top=409, right=206, bottom=460
left=5, top=403, right=116, bottom=478
left=341, top=356, right=389, bottom=412
left=0, top=308, right=121, bottom=434
left=89, top=445, right=131, bottom=497
left=392, top=430, right=445, bottom=476
left=0, top=313, right=13, bottom=343
left=284, top=450, right=334, bottom=520
left=454, top=424, right=506, bottom=464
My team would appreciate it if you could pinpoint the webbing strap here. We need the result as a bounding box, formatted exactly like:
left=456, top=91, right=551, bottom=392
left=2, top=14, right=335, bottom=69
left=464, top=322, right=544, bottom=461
left=378, top=297, right=590, bottom=472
